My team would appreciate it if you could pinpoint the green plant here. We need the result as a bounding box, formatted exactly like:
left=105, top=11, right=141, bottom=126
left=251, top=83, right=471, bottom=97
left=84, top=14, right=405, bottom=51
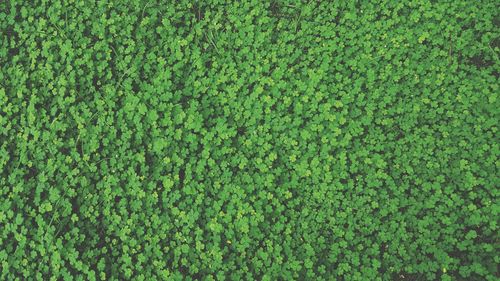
left=0, top=0, right=498, bottom=280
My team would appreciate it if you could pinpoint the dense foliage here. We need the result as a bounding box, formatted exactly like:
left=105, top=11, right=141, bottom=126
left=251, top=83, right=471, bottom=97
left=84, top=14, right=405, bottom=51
left=1, top=0, right=499, bottom=280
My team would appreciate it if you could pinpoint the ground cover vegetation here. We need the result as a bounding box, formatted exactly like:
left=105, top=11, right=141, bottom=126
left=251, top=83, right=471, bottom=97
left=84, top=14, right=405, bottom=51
left=0, top=0, right=499, bottom=280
